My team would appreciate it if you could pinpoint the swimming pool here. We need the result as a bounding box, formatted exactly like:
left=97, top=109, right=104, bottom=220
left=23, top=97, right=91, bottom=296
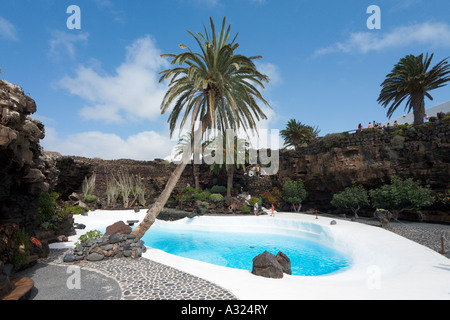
left=140, top=217, right=352, bottom=276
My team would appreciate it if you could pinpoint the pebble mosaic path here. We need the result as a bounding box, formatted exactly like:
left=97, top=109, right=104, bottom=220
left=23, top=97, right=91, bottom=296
left=41, top=249, right=237, bottom=300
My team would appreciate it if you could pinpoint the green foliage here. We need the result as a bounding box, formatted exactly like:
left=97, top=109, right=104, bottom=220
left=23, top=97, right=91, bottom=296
left=182, top=186, right=196, bottom=194
left=209, top=193, right=224, bottom=203
left=193, top=190, right=211, bottom=201
left=369, top=175, right=435, bottom=218
left=282, top=179, right=307, bottom=206
left=38, top=192, right=58, bottom=225
left=242, top=205, right=251, bottom=213
left=331, top=185, right=369, bottom=217
left=159, top=17, right=270, bottom=137
left=82, top=173, right=96, bottom=198
left=180, top=195, right=191, bottom=201
left=63, top=205, right=87, bottom=215
left=11, top=228, right=30, bottom=271
left=75, top=230, right=103, bottom=247
left=210, top=185, right=227, bottom=194
left=248, top=197, right=259, bottom=206
left=321, top=132, right=348, bottom=148
left=377, top=53, right=450, bottom=125
left=84, top=194, right=97, bottom=203
left=201, top=201, right=209, bottom=211
left=280, top=119, right=320, bottom=150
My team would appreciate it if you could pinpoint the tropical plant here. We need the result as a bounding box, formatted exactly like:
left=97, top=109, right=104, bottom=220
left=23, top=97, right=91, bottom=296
left=209, top=193, right=224, bottom=203
left=206, top=134, right=249, bottom=197
left=282, top=179, right=307, bottom=212
left=377, top=53, right=450, bottom=126
left=330, top=184, right=369, bottom=218
left=131, top=17, right=270, bottom=239
left=280, top=119, right=320, bottom=150
left=75, top=230, right=103, bottom=247
left=369, top=175, right=435, bottom=220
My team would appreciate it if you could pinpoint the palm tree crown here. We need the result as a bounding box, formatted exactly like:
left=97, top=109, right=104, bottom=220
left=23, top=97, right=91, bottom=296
left=377, top=53, right=450, bottom=125
left=159, top=17, right=270, bottom=138
left=280, top=119, right=320, bottom=150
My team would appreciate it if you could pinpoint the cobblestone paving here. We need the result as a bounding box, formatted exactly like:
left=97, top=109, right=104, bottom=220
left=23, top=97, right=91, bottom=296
left=42, top=249, right=237, bottom=300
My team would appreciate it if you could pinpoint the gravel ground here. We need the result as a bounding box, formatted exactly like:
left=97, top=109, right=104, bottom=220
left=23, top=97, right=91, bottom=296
left=343, top=216, right=450, bottom=259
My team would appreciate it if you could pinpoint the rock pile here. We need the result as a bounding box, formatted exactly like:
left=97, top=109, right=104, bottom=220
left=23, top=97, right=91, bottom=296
left=64, top=221, right=146, bottom=263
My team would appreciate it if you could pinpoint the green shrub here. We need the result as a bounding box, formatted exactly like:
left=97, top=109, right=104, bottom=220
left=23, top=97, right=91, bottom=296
left=209, top=193, right=224, bottom=202
left=182, top=186, right=195, bottom=193
left=282, top=178, right=307, bottom=212
left=248, top=197, right=259, bottom=206
left=38, top=193, right=57, bottom=224
left=242, top=205, right=251, bottom=213
left=180, top=195, right=191, bottom=201
left=331, top=185, right=369, bottom=218
left=369, top=175, right=435, bottom=220
left=193, top=190, right=211, bottom=201
left=322, top=132, right=348, bottom=148
left=63, top=205, right=87, bottom=215
left=201, top=201, right=209, bottom=211
left=210, top=185, right=227, bottom=194
left=75, top=230, right=103, bottom=247
left=84, top=194, right=97, bottom=203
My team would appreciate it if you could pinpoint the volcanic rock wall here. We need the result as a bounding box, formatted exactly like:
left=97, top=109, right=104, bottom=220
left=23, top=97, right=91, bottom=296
left=0, top=80, right=47, bottom=234
left=275, top=123, right=450, bottom=222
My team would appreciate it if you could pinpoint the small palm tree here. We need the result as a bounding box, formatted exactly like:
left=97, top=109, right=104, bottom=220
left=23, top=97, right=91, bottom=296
left=377, top=53, right=450, bottom=125
left=280, top=119, right=320, bottom=150
left=131, top=17, right=270, bottom=239
left=206, top=134, right=249, bottom=197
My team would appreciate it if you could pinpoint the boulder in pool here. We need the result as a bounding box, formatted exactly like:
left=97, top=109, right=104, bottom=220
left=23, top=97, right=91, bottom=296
left=252, top=251, right=284, bottom=279
left=276, top=251, right=292, bottom=275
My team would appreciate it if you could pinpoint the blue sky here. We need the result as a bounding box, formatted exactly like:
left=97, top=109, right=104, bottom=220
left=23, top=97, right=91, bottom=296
left=1, top=0, right=450, bottom=160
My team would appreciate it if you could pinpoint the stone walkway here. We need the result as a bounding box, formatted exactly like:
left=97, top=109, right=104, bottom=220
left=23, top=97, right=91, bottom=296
left=38, top=249, right=237, bottom=300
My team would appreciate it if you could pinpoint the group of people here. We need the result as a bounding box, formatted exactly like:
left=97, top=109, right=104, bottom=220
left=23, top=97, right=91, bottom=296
left=244, top=194, right=275, bottom=217
left=358, top=114, right=431, bottom=130
left=358, top=120, right=398, bottom=130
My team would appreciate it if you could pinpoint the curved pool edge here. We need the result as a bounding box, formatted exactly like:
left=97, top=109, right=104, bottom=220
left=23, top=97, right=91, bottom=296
left=66, top=210, right=450, bottom=300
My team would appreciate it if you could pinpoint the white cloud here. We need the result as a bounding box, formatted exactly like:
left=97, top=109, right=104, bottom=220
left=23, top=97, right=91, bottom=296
left=0, top=17, right=18, bottom=41
left=48, top=30, right=89, bottom=59
left=256, top=61, right=282, bottom=87
left=315, top=21, right=450, bottom=56
left=42, top=127, right=177, bottom=160
left=58, top=35, right=168, bottom=123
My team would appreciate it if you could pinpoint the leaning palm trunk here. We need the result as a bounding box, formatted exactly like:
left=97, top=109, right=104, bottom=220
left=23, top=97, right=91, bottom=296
left=132, top=119, right=210, bottom=239
left=131, top=161, right=188, bottom=239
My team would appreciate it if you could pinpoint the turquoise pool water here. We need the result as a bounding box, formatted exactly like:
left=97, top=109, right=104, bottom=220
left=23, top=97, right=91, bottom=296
left=140, top=224, right=352, bottom=276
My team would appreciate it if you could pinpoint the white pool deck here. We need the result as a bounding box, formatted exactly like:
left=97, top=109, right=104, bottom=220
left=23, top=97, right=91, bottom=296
left=55, top=210, right=450, bottom=300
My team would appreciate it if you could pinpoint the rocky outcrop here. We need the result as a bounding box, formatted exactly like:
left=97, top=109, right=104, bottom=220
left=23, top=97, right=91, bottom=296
left=276, top=123, right=450, bottom=223
left=0, top=80, right=48, bottom=234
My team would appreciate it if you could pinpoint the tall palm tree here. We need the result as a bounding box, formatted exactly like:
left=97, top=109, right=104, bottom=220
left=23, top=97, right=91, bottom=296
left=280, top=119, right=320, bottom=150
left=378, top=53, right=450, bottom=125
left=131, top=17, right=270, bottom=239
